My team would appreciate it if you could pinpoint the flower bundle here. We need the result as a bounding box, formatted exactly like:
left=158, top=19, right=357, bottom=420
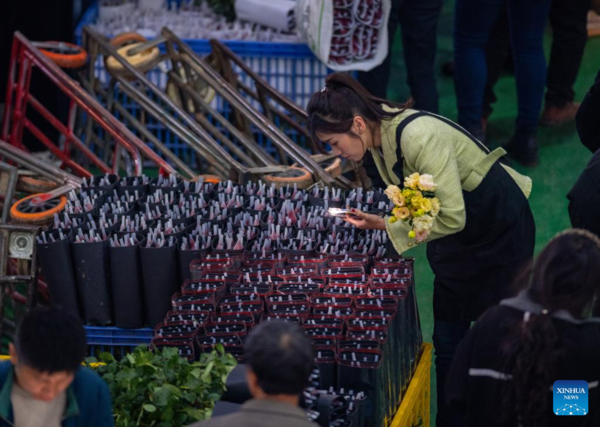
left=384, top=172, right=441, bottom=243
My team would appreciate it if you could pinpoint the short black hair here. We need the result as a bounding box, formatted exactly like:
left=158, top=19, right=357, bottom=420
left=15, top=307, right=86, bottom=373
left=244, top=321, right=313, bottom=395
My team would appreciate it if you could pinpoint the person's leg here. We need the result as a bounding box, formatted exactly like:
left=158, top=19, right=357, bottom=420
left=483, top=5, right=511, bottom=122
left=357, top=0, right=403, bottom=98
left=433, top=317, right=472, bottom=427
left=541, top=0, right=591, bottom=125
left=502, top=0, right=552, bottom=167
left=454, top=0, right=506, bottom=137
left=397, top=0, right=444, bottom=113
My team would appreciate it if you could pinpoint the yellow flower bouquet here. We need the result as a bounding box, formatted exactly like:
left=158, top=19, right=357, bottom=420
left=384, top=172, right=441, bottom=243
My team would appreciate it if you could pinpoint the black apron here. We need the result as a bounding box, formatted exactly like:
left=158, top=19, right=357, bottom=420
left=392, top=112, right=536, bottom=322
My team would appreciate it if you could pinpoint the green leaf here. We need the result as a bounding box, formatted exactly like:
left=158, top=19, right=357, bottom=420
left=143, top=404, right=157, bottom=413
left=99, top=352, right=115, bottom=363
left=201, top=361, right=214, bottom=382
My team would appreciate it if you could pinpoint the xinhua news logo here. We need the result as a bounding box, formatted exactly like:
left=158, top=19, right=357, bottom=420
left=553, top=380, right=588, bottom=416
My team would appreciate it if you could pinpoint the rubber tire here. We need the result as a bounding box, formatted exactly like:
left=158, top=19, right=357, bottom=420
left=110, top=32, right=147, bottom=48
left=105, top=43, right=160, bottom=76
left=263, top=167, right=314, bottom=189
left=10, top=194, right=67, bottom=224
left=16, top=177, right=58, bottom=194
left=39, top=42, right=88, bottom=69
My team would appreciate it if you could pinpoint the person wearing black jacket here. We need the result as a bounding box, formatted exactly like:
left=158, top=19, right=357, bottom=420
left=567, top=70, right=600, bottom=237
left=446, top=229, right=600, bottom=427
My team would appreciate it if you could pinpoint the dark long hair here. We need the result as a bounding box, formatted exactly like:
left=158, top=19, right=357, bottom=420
left=306, top=72, right=410, bottom=147
left=501, top=229, right=600, bottom=426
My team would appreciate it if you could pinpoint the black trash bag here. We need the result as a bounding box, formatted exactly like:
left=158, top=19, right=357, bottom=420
left=139, top=237, right=178, bottom=327
left=71, top=231, right=112, bottom=325
left=109, top=233, right=145, bottom=328
left=36, top=229, right=80, bottom=317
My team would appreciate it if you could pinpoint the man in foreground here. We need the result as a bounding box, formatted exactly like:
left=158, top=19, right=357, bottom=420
left=192, top=321, right=314, bottom=427
left=0, top=307, right=113, bottom=427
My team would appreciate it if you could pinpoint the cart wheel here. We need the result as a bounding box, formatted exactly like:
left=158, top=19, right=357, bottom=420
left=110, top=32, right=147, bottom=48
left=16, top=176, right=58, bottom=194
left=322, top=157, right=343, bottom=179
left=39, top=42, right=88, bottom=68
left=200, top=174, right=221, bottom=184
left=10, top=194, right=67, bottom=224
left=105, top=42, right=160, bottom=75
left=263, top=168, right=314, bottom=189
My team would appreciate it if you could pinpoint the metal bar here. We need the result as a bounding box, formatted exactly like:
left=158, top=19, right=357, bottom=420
left=0, top=161, right=18, bottom=224
left=7, top=32, right=181, bottom=177
left=23, top=118, right=94, bottom=177
left=177, top=50, right=334, bottom=185
left=166, top=70, right=274, bottom=167
left=114, top=77, right=232, bottom=178
left=26, top=94, right=111, bottom=174
left=0, top=140, right=82, bottom=186
left=83, top=26, right=246, bottom=177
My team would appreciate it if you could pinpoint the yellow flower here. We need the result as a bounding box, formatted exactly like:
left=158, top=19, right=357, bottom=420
left=384, top=185, right=402, bottom=205
left=402, top=188, right=413, bottom=199
left=394, top=207, right=410, bottom=220
left=408, top=230, right=416, bottom=239
left=389, top=216, right=398, bottom=224
left=419, top=198, right=433, bottom=213
left=404, top=173, right=420, bottom=190
left=431, top=197, right=441, bottom=216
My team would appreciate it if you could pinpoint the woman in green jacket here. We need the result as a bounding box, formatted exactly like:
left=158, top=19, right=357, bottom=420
left=307, top=73, right=535, bottom=427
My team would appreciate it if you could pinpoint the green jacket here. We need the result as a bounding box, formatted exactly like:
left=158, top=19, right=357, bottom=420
left=371, top=108, right=532, bottom=255
left=0, top=362, right=113, bottom=427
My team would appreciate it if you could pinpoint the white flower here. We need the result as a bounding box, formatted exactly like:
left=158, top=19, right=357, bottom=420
left=417, top=174, right=437, bottom=192
left=413, top=215, right=434, bottom=233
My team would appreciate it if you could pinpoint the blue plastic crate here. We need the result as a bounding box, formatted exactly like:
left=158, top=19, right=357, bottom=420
left=75, top=1, right=329, bottom=162
left=85, top=326, right=153, bottom=357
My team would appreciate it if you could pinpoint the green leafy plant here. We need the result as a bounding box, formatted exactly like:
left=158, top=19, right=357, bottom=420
left=206, top=0, right=236, bottom=22
left=88, top=345, right=237, bottom=427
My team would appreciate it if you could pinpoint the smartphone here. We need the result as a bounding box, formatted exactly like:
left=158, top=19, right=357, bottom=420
left=328, top=208, right=359, bottom=219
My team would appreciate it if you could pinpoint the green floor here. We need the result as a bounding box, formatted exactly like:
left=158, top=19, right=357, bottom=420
left=385, top=1, right=600, bottom=420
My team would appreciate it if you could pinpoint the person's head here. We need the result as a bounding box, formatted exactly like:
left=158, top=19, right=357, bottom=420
left=9, top=307, right=86, bottom=402
left=307, top=72, right=410, bottom=162
left=244, top=320, right=313, bottom=402
left=524, top=228, right=600, bottom=316
left=501, top=229, right=600, bottom=426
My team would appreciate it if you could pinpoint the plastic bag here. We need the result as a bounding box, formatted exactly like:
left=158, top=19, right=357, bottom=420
left=296, top=0, right=391, bottom=71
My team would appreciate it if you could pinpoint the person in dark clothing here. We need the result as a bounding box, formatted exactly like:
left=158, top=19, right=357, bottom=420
left=446, top=229, right=600, bottom=427
left=191, top=321, right=314, bottom=427
left=454, top=0, right=552, bottom=167
left=482, top=0, right=591, bottom=130
left=307, top=72, right=535, bottom=427
left=357, top=0, right=444, bottom=114
left=568, top=70, right=600, bottom=237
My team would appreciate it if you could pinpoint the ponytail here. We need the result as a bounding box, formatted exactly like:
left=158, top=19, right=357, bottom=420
left=307, top=72, right=411, bottom=146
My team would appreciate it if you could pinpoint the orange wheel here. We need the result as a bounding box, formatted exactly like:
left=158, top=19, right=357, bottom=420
left=110, top=32, right=148, bottom=48
left=200, top=174, right=221, bottom=184
left=263, top=167, right=314, bottom=189
left=39, top=42, right=88, bottom=68
left=10, top=194, right=67, bottom=224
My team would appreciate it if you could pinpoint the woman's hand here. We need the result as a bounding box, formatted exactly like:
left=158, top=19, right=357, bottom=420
left=344, top=208, right=386, bottom=230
